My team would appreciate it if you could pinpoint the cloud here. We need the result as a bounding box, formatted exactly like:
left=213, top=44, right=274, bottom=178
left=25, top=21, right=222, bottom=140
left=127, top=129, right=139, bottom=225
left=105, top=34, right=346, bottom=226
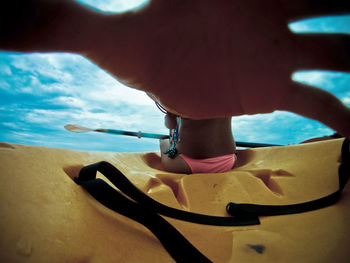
left=232, top=110, right=333, bottom=146
left=4, top=52, right=154, bottom=105
left=45, top=96, right=86, bottom=108
left=83, top=68, right=154, bottom=106
left=10, top=53, right=75, bottom=83
left=0, top=65, right=12, bottom=75
left=1, top=122, right=19, bottom=129
left=0, top=81, right=11, bottom=91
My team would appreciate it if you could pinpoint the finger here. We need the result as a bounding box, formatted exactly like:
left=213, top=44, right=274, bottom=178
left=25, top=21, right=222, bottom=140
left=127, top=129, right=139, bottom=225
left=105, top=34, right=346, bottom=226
left=293, top=33, right=350, bottom=72
left=281, top=0, right=350, bottom=22
left=280, top=82, right=350, bottom=139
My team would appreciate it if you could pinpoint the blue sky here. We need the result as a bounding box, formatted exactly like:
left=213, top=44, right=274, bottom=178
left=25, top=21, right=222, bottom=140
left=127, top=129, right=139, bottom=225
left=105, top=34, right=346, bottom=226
left=0, top=0, right=349, bottom=152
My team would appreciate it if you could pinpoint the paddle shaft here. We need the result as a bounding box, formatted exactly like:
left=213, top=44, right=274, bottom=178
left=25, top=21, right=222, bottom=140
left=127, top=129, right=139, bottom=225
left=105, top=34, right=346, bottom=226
left=95, top=129, right=280, bottom=147
left=96, top=129, right=169, bottom=140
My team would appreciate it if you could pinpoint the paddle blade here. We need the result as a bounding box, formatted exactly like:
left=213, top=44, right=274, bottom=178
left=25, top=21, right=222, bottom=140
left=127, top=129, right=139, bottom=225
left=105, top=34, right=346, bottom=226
left=64, top=124, right=94, bottom=133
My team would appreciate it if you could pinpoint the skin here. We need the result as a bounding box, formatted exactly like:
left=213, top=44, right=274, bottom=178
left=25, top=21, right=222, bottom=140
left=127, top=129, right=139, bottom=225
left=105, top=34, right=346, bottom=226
left=160, top=115, right=236, bottom=173
left=0, top=0, right=349, bottom=138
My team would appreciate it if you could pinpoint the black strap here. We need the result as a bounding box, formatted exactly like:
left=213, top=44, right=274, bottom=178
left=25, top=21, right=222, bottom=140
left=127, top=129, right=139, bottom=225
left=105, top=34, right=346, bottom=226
left=75, top=161, right=259, bottom=226
left=74, top=161, right=258, bottom=263
left=77, top=178, right=211, bottom=262
left=226, top=139, right=350, bottom=217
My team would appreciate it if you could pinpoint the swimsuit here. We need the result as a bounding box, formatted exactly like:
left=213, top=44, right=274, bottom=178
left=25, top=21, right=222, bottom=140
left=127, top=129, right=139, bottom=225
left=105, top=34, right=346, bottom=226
left=179, top=153, right=237, bottom=174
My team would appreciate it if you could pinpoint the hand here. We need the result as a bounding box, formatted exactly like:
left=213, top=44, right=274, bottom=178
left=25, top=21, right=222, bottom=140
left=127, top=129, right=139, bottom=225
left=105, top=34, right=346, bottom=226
left=85, top=0, right=349, bottom=119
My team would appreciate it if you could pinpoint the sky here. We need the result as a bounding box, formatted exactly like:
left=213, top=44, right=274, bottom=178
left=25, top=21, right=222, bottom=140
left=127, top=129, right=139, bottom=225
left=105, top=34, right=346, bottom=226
left=0, top=1, right=349, bottom=153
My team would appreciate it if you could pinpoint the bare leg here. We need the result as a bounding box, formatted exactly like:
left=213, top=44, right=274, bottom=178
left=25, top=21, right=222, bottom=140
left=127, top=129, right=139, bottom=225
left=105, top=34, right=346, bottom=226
left=281, top=83, right=350, bottom=140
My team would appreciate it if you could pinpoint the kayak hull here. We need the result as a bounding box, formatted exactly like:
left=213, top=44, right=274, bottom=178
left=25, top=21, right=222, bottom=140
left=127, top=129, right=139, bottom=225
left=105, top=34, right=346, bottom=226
left=0, top=139, right=349, bottom=262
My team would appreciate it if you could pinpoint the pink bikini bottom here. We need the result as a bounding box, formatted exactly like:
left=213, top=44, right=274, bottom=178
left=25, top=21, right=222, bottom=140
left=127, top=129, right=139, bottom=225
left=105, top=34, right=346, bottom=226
left=179, top=153, right=237, bottom=174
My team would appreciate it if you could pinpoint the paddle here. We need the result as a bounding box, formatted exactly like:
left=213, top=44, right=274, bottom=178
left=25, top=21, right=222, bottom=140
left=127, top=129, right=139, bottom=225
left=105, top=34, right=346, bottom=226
left=64, top=124, right=169, bottom=139
left=64, top=124, right=280, bottom=147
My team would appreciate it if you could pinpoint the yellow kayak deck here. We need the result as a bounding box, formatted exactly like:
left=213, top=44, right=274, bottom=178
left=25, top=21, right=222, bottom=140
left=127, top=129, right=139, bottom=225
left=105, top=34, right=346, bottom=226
left=0, top=139, right=349, bottom=262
